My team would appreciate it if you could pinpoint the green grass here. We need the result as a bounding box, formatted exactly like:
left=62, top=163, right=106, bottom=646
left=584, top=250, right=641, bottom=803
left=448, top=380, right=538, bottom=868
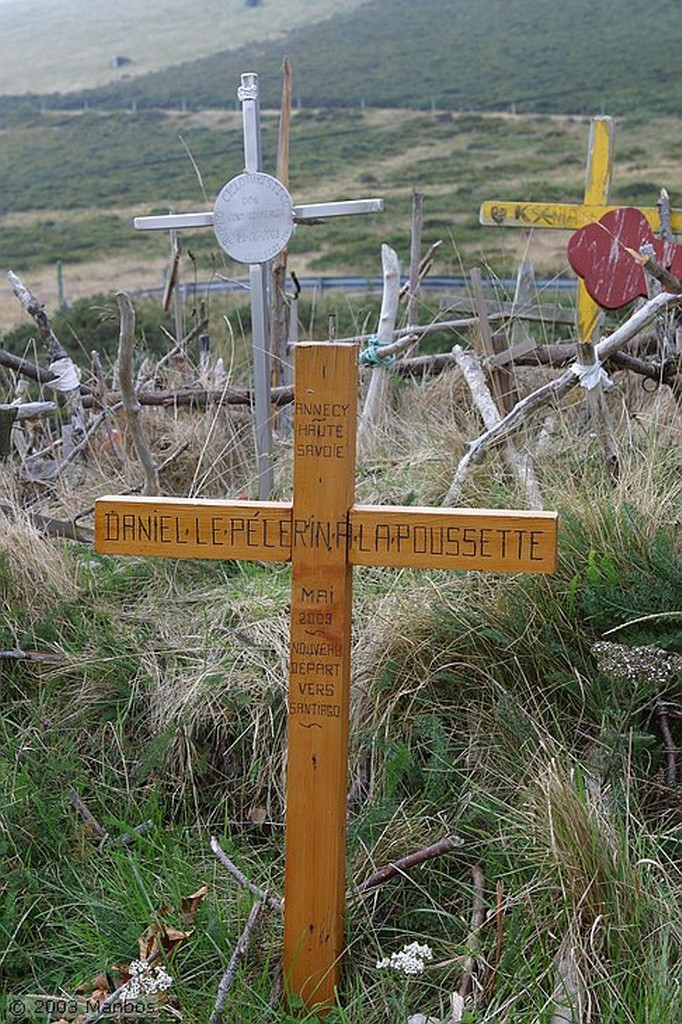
left=1, top=355, right=680, bottom=1020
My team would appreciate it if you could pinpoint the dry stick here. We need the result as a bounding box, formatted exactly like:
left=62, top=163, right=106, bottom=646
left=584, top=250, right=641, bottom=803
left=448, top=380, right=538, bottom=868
left=0, top=501, right=94, bottom=543
left=393, top=345, right=666, bottom=382
left=406, top=191, right=423, bottom=336
left=336, top=312, right=507, bottom=348
left=140, top=317, right=210, bottom=387
left=58, top=401, right=124, bottom=472
left=0, top=348, right=64, bottom=387
left=443, top=291, right=682, bottom=505
left=358, top=243, right=402, bottom=446
left=483, top=879, right=504, bottom=1003
left=1, top=401, right=57, bottom=420
left=630, top=244, right=682, bottom=294
left=91, top=350, right=124, bottom=456
left=69, top=787, right=108, bottom=840
left=459, top=864, right=486, bottom=1001
left=116, top=292, right=159, bottom=495
left=69, top=786, right=151, bottom=848
left=83, top=383, right=295, bottom=411
left=450, top=345, right=543, bottom=508
left=210, top=837, right=282, bottom=914
left=71, top=442, right=190, bottom=527
left=399, top=239, right=443, bottom=304
left=0, top=648, right=63, bottom=663
left=7, top=270, right=86, bottom=441
left=657, top=188, right=675, bottom=244
left=470, top=266, right=516, bottom=415
left=7, top=271, right=68, bottom=361
left=353, top=835, right=463, bottom=896
left=655, top=702, right=677, bottom=785
left=209, top=898, right=266, bottom=1024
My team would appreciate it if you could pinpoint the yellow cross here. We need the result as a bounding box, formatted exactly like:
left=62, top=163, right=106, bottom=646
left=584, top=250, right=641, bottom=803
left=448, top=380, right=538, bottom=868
left=480, top=117, right=682, bottom=341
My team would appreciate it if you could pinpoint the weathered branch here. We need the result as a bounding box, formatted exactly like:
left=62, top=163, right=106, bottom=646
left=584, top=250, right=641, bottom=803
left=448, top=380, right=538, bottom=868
left=0, top=348, right=64, bottom=387
left=655, top=702, right=677, bottom=785
left=450, top=345, right=543, bottom=507
left=0, top=502, right=94, bottom=543
left=459, top=864, right=486, bottom=1000
left=116, top=292, right=159, bottom=495
left=7, top=271, right=86, bottom=443
left=0, top=648, right=63, bottom=663
left=210, top=836, right=282, bottom=913
left=7, top=270, right=68, bottom=361
left=209, top=899, right=266, bottom=1024
left=657, top=188, right=674, bottom=244
left=353, top=835, right=464, bottom=895
left=628, top=243, right=682, bottom=294
left=69, top=787, right=108, bottom=840
left=82, top=383, right=295, bottom=411
left=358, top=244, right=402, bottom=445
left=443, top=291, right=682, bottom=504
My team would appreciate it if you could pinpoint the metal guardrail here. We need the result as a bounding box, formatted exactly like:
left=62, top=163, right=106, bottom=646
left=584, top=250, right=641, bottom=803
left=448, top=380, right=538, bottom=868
left=133, top=274, right=578, bottom=301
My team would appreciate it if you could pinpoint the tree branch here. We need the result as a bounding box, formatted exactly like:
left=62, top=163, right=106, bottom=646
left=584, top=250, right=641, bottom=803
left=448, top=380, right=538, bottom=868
left=116, top=292, right=159, bottom=495
left=443, top=291, right=682, bottom=504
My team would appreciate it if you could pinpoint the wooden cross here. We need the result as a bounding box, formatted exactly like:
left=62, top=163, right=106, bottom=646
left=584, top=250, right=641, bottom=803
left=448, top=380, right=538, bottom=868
left=133, top=72, right=383, bottom=501
left=479, top=116, right=682, bottom=342
left=94, top=342, right=558, bottom=1010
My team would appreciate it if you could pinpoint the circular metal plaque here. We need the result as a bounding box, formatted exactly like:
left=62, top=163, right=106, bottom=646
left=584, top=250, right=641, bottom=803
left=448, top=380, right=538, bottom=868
left=212, top=172, right=294, bottom=264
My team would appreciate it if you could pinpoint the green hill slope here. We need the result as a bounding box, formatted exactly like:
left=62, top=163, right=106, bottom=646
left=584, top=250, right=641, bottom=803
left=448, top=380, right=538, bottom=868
left=0, top=0, right=371, bottom=97
left=4, top=0, right=679, bottom=117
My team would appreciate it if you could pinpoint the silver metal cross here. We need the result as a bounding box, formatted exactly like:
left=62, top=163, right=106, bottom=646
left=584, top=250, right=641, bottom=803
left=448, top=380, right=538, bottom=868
left=134, top=72, right=384, bottom=500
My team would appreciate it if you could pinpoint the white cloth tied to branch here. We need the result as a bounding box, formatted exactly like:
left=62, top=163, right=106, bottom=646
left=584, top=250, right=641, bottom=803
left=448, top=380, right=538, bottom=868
left=570, top=359, right=613, bottom=391
left=48, top=357, right=81, bottom=392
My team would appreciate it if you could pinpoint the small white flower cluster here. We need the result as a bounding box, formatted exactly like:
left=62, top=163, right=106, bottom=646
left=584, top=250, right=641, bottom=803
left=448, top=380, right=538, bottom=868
left=125, top=959, right=174, bottom=997
left=592, top=641, right=682, bottom=686
left=376, top=941, right=434, bottom=976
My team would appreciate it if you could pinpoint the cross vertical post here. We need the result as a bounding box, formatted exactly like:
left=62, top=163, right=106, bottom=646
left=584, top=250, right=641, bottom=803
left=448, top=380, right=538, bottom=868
left=283, top=344, right=357, bottom=1006
left=238, top=72, right=275, bottom=499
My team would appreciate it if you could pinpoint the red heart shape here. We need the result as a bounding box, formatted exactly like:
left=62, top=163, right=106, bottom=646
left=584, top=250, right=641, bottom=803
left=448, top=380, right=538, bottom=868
left=567, top=207, right=682, bottom=309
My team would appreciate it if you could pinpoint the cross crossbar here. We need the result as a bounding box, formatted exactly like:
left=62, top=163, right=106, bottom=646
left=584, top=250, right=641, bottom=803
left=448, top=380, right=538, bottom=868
left=94, top=342, right=558, bottom=1011
left=134, top=198, right=384, bottom=233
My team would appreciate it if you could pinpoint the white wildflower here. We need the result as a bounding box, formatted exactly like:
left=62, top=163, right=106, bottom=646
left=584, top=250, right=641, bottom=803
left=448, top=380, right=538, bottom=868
left=376, top=941, right=434, bottom=975
left=592, top=641, right=682, bottom=686
left=125, top=958, right=174, bottom=998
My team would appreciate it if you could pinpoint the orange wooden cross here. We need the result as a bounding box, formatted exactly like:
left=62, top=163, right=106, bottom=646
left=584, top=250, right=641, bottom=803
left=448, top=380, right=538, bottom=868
left=94, top=343, right=558, bottom=1010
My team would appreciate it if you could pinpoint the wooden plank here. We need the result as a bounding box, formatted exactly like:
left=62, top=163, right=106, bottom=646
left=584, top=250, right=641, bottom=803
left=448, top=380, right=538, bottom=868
left=480, top=200, right=682, bottom=233
left=94, top=496, right=292, bottom=561
left=283, top=342, right=358, bottom=1007
left=349, top=505, right=558, bottom=573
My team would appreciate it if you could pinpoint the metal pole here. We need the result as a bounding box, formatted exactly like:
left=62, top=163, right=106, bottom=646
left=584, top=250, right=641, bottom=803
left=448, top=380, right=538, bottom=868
left=238, top=72, right=274, bottom=500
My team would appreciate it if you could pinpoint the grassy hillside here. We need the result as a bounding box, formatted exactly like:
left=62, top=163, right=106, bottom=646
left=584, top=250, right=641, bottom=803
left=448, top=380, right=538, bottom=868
left=0, top=0, right=370, bottom=96
left=2, top=0, right=679, bottom=118
left=1, top=106, right=679, bottom=332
